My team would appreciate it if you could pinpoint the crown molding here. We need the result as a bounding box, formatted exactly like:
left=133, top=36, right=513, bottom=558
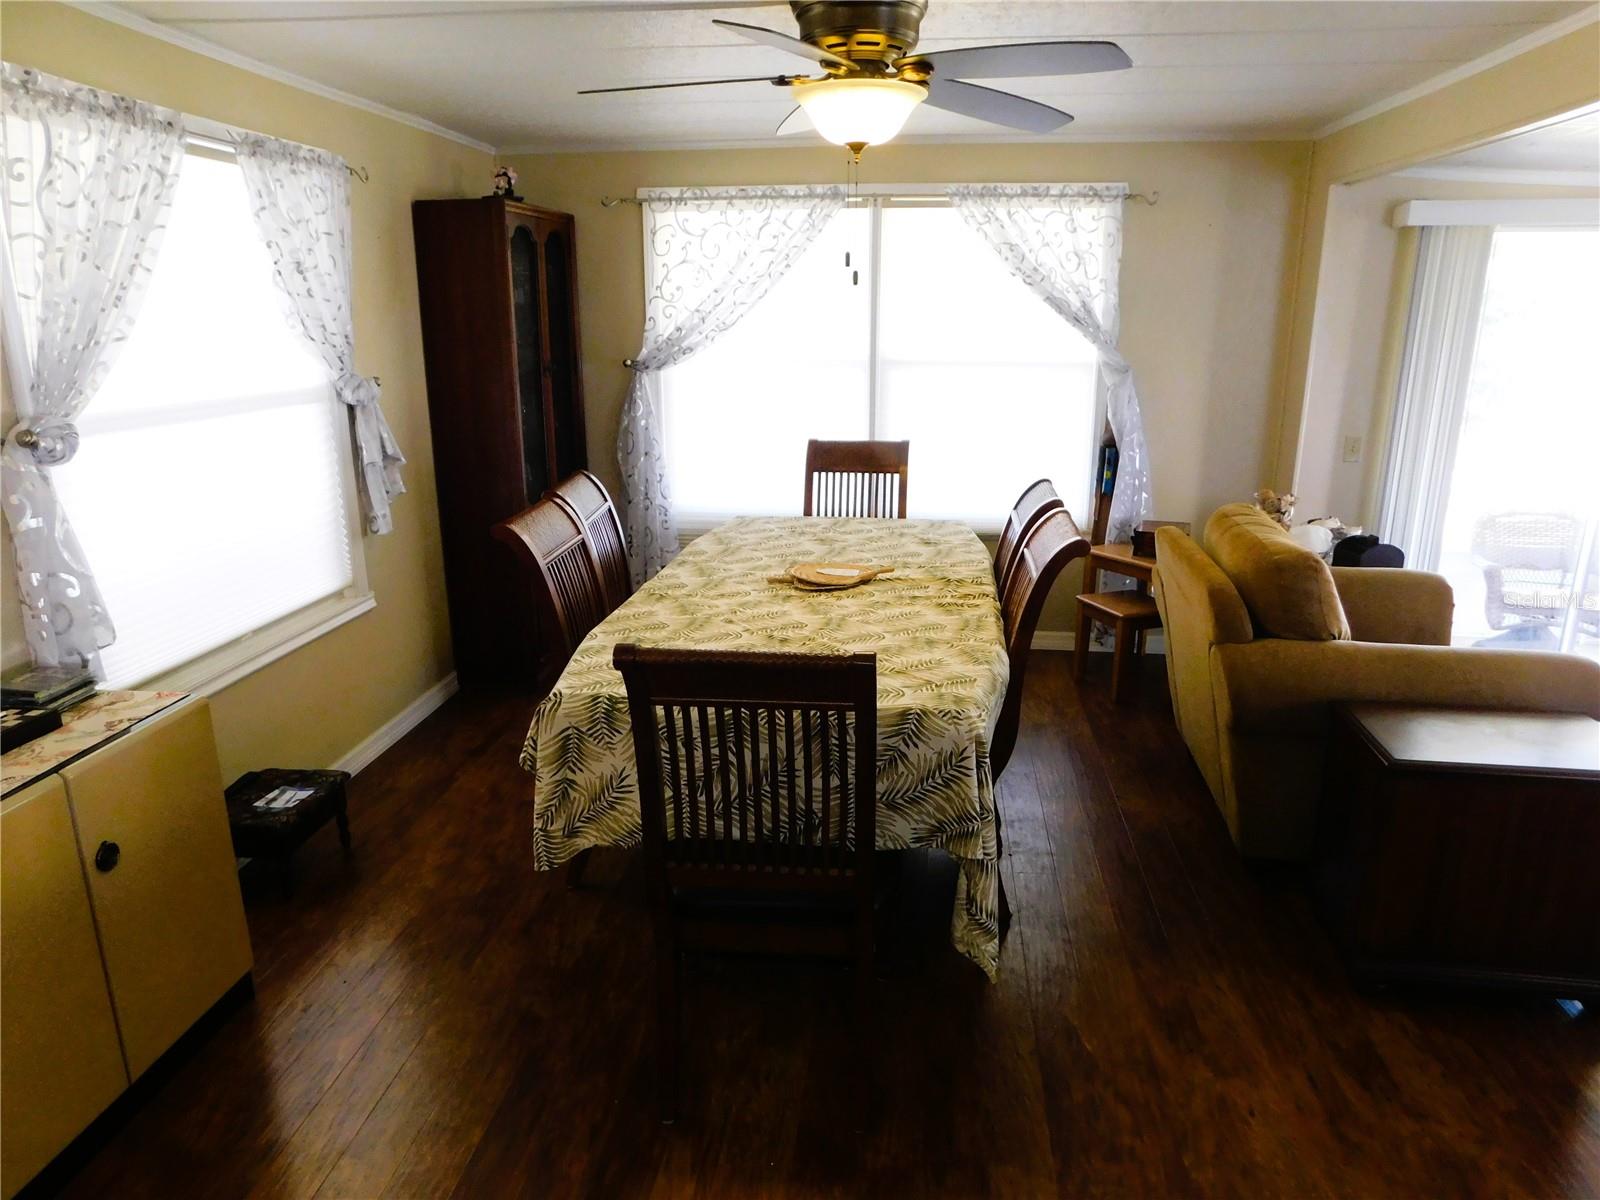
left=1313, top=7, right=1600, bottom=141
left=67, top=2, right=497, bottom=155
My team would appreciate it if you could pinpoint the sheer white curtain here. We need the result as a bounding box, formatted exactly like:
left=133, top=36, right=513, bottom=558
left=235, top=133, right=405, bottom=535
left=621, top=185, right=845, bottom=581
left=1376, top=225, right=1494, bottom=570
left=949, top=184, right=1151, bottom=541
left=0, top=63, right=184, bottom=670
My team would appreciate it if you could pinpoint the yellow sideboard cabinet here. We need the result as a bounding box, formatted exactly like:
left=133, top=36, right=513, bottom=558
left=1, top=698, right=253, bottom=1198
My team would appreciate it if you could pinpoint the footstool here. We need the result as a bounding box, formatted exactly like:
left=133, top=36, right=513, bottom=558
left=225, top=768, right=352, bottom=894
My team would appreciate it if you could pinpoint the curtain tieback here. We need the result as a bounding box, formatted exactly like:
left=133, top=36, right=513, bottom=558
left=5, top=417, right=81, bottom=466
left=623, top=358, right=649, bottom=372
left=335, top=372, right=382, bottom=408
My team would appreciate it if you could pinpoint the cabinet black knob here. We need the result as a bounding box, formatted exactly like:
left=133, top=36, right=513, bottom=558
left=94, top=840, right=120, bottom=873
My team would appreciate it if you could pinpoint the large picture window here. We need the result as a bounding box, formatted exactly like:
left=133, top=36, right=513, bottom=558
left=48, top=147, right=364, bottom=687
left=660, top=199, right=1101, bottom=530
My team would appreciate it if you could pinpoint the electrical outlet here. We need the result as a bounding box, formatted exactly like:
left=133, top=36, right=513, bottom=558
left=1342, top=436, right=1363, bottom=463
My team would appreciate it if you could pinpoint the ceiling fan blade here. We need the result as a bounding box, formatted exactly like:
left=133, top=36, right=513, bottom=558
left=712, top=19, right=853, bottom=68
left=579, top=75, right=796, bottom=95
left=907, top=41, right=1131, bottom=79
left=776, top=107, right=808, bottom=136
left=923, top=77, right=1073, bottom=133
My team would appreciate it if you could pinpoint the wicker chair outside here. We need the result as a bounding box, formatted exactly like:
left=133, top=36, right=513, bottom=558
left=1470, top=512, right=1584, bottom=630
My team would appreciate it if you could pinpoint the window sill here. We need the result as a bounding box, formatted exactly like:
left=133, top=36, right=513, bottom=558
left=138, top=590, right=377, bottom=698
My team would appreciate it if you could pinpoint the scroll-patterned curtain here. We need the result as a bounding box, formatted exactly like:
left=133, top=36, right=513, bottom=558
left=949, top=184, right=1152, bottom=541
left=235, top=133, right=405, bottom=535
left=621, top=185, right=845, bottom=581
left=0, top=63, right=184, bottom=670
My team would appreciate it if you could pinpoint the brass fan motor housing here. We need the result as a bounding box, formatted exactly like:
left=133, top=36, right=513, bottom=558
left=791, top=0, right=927, bottom=69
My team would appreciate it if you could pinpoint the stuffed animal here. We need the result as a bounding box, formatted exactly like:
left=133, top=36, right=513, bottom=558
left=491, top=166, right=521, bottom=200
left=1253, top=488, right=1296, bottom=530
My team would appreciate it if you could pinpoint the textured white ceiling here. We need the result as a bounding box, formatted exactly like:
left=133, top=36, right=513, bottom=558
left=111, top=1, right=1593, bottom=150
left=1419, top=108, right=1600, bottom=181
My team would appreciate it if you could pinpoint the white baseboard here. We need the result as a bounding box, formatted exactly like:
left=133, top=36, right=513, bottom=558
left=333, top=672, right=460, bottom=776
left=1032, top=630, right=1166, bottom=655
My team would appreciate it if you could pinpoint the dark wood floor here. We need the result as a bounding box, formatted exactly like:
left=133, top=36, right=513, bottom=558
left=50, top=653, right=1598, bottom=1199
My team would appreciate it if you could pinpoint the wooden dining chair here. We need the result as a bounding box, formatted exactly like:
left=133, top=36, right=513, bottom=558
left=803, top=439, right=910, bottom=519
left=549, top=469, right=632, bottom=613
left=491, top=495, right=608, bottom=661
left=994, top=479, right=1064, bottom=597
left=612, top=644, right=878, bottom=1124
left=993, top=507, right=1091, bottom=782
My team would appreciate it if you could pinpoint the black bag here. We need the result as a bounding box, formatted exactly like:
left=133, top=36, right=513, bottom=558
left=1332, top=535, right=1405, bottom=568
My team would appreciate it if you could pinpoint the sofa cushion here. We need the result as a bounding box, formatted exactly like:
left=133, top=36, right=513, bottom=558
left=1203, top=504, right=1351, bottom=641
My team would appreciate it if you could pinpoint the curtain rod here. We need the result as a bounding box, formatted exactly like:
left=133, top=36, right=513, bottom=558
left=601, top=189, right=1159, bottom=207
left=183, top=130, right=369, bottom=183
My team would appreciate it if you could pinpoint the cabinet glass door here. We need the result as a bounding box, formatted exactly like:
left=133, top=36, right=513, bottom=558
left=542, top=227, right=582, bottom=478
left=509, top=223, right=550, bottom=501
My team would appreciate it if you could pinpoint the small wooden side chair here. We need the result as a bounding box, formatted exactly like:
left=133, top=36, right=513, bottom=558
left=994, top=479, right=1064, bottom=597
left=549, top=470, right=633, bottom=613
left=613, top=644, right=878, bottom=1125
left=803, top=439, right=910, bottom=519
left=1074, top=590, right=1162, bottom=703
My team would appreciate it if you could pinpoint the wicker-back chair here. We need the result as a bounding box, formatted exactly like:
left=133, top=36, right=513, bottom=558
left=1471, top=512, right=1584, bottom=630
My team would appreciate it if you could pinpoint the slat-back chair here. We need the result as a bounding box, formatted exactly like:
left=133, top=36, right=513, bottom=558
left=993, top=507, right=1090, bottom=781
left=549, top=470, right=633, bottom=613
left=492, top=496, right=608, bottom=660
left=613, top=644, right=878, bottom=1124
left=994, top=479, right=1064, bottom=597
left=803, top=439, right=910, bottom=519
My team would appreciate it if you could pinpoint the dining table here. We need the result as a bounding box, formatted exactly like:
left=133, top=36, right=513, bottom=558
left=520, top=515, right=1011, bottom=978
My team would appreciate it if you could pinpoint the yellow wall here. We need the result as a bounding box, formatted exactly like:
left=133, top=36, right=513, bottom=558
left=0, top=3, right=493, bottom=779
left=503, top=140, right=1310, bottom=530
left=1274, top=18, right=1600, bottom=491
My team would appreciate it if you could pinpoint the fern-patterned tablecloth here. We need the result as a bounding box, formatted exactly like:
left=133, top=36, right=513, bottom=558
left=520, top=516, right=1010, bottom=978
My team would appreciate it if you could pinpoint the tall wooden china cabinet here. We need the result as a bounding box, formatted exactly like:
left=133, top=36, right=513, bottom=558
left=412, top=198, right=588, bottom=685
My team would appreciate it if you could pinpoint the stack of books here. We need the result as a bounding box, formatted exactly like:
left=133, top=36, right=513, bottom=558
left=1, top=664, right=98, bottom=713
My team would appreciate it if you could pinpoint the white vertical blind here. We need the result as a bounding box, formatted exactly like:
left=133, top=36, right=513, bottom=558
left=50, top=150, right=353, bottom=687
left=1376, top=224, right=1494, bottom=570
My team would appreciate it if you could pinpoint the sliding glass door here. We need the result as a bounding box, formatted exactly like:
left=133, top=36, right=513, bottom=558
left=1387, top=225, right=1599, bottom=659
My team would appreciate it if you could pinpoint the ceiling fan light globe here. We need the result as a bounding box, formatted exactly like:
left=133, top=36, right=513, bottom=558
left=791, top=77, right=926, bottom=148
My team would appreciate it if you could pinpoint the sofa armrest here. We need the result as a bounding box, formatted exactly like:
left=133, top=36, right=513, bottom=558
left=1330, top=567, right=1453, bottom=645
left=1213, top=639, right=1600, bottom=731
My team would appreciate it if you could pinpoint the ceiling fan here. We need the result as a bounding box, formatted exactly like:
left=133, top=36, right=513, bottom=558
left=579, top=0, right=1132, bottom=158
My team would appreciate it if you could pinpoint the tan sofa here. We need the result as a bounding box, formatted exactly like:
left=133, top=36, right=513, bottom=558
left=1151, top=504, right=1600, bottom=860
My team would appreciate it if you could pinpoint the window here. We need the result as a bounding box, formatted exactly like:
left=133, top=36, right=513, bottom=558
left=48, top=147, right=365, bottom=688
left=661, top=199, right=1101, bottom=529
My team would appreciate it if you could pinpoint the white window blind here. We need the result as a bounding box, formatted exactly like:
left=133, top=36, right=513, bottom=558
left=50, top=149, right=355, bottom=687
left=660, top=200, right=1100, bottom=529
